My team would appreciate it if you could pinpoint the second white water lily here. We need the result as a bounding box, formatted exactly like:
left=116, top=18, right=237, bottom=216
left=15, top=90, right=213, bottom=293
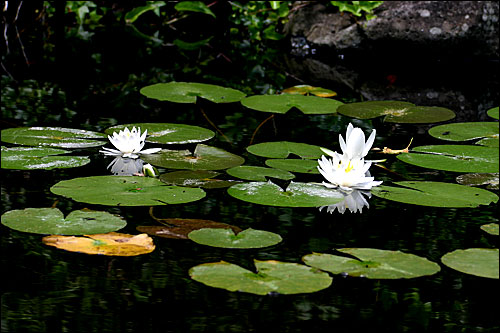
left=100, top=127, right=161, bottom=159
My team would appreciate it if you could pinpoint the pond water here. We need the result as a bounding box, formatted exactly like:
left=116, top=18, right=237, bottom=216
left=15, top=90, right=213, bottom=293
left=1, top=5, right=499, bottom=332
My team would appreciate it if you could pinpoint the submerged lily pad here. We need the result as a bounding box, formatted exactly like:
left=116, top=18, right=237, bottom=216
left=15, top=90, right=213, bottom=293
left=265, top=159, right=320, bottom=174
left=1, top=208, right=126, bottom=235
left=487, top=107, right=499, bottom=120
left=42, top=232, right=155, bottom=256
left=226, top=166, right=295, bottom=181
left=140, top=82, right=246, bottom=103
left=189, top=259, right=333, bottom=295
left=337, top=101, right=456, bottom=123
left=160, top=170, right=239, bottom=188
left=137, top=218, right=241, bottom=239
left=397, top=145, right=499, bottom=173
left=282, top=85, right=337, bottom=97
left=456, top=173, right=499, bottom=190
left=428, top=122, right=499, bottom=145
left=227, top=181, right=344, bottom=207
left=50, top=176, right=206, bottom=206
left=241, top=94, right=343, bottom=114
left=1, top=127, right=106, bottom=148
left=104, top=123, right=215, bottom=144
left=441, top=248, right=498, bottom=279
left=188, top=228, right=282, bottom=248
left=371, top=181, right=498, bottom=208
left=247, top=141, right=324, bottom=159
left=142, top=144, right=245, bottom=170
left=302, top=248, right=441, bottom=279
left=481, top=223, right=499, bottom=236
left=1, top=146, right=90, bottom=170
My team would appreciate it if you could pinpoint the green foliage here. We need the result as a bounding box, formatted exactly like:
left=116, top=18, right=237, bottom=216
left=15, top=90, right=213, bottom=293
left=329, top=1, right=384, bottom=20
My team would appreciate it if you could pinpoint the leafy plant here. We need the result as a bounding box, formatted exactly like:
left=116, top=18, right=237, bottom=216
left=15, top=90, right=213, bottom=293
left=329, top=1, right=384, bottom=21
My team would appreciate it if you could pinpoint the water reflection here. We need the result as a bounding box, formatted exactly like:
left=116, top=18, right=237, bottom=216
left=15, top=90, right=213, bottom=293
left=319, top=189, right=372, bottom=214
left=107, top=157, right=144, bottom=176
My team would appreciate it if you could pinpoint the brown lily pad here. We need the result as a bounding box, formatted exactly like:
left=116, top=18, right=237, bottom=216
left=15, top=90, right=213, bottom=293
left=137, top=218, right=242, bottom=239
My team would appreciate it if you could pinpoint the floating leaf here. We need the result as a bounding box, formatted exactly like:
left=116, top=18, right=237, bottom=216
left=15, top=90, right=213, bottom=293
left=397, top=145, right=499, bottom=173
left=226, top=166, right=295, bottom=181
left=188, top=228, right=282, bottom=248
left=441, top=248, right=499, bottom=279
left=160, top=170, right=239, bottom=188
left=337, top=101, right=456, bottom=123
left=428, top=122, right=499, bottom=145
left=137, top=218, right=241, bottom=239
left=487, top=107, right=499, bottom=120
left=227, top=181, right=344, bottom=207
left=241, top=95, right=343, bottom=114
left=174, top=1, right=216, bottom=18
left=456, top=173, right=499, bottom=190
left=1, top=146, right=90, bottom=170
left=247, top=141, right=324, bottom=159
left=282, top=85, right=337, bottom=97
left=50, top=176, right=206, bottom=206
left=1, top=208, right=126, bottom=235
left=140, top=82, right=246, bottom=103
left=42, top=232, right=155, bottom=256
left=105, top=123, right=214, bottom=144
left=142, top=144, right=245, bottom=170
left=1, top=127, right=106, bottom=148
left=371, top=181, right=498, bottom=208
left=303, top=248, right=441, bottom=279
left=481, top=223, right=499, bottom=236
left=189, top=260, right=333, bottom=295
left=265, top=159, right=319, bottom=174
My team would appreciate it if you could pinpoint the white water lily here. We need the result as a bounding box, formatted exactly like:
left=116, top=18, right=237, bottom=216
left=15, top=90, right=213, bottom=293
left=100, top=127, right=161, bottom=159
left=319, top=190, right=372, bottom=214
left=321, top=123, right=376, bottom=162
left=107, top=157, right=144, bottom=176
left=142, top=163, right=159, bottom=178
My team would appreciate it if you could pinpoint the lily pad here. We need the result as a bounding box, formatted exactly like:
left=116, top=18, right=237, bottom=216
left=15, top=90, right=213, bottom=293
left=397, top=145, right=499, bottom=173
left=227, top=181, right=344, bottom=207
left=188, top=228, right=282, bottom=248
left=371, top=181, right=498, bottom=208
left=456, top=173, right=499, bottom=190
left=160, top=170, right=240, bottom=188
left=487, top=107, right=499, bottom=120
left=240, top=94, right=343, bottom=114
left=104, top=123, right=215, bottom=144
left=337, top=101, right=456, bottom=123
left=302, top=248, right=441, bottom=279
left=441, top=248, right=499, bottom=279
left=50, top=176, right=206, bottom=206
left=189, top=259, right=333, bottom=295
left=226, top=166, right=295, bottom=181
left=1, top=208, right=126, bottom=235
left=247, top=141, right=325, bottom=159
left=140, top=82, right=246, bottom=103
left=265, top=159, right=320, bottom=174
left=42, top=232, right=155, bottom=256
left=1, top=127, right=107, bottom=148
left=142, top=144, right=245, bottom=170
left=282, top=85, right=337, bottom=97
left=481, top=223, right=499, bottom=236
left=1, top=146, right=90, bottom=170
left=137, top=218, right=241, bottom=239
left=428, top=122, right=499, bottom=145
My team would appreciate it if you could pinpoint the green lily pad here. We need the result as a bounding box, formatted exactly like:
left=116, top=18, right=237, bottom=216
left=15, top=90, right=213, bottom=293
left=188, top=228, right=282, bottom=249
left=226, top=166, right=295, bottom=181
left=480, top=223, right=499, bottom=236
left=227, top=181, right=344, bottom=207
left=1, top=146, right=90, bottom=170
left=428, top=122, right=499, bottom=144
left=441, top=248, right=499, bottom=279
left=265, top=159, right=320, bottom=174
left=371, top=181, right=499, bottom=208
left=302, top=248, right=441, bottom=279
left=104, top=123, right=215, bottom=144
left=487, top=107, right=499, bottom=120
left=240, top=94, right=343, bottom=114
left=397, top=145, right=499, bottom=173
left=142, top=144, right=245, bottom=170
left=160, top=170, right=240, bottom=188
left=1, top=208, right=126, bottom=235
left=50, top=176, right=206, bottom=206
left=337, top=101, right=456, bottom=123
left=456, top=173, right=499, bottom=190
left=140, top=82, right=246, bottom=103
left=282, top=85, right=337, bottom=97
left=189, top=259, right=333, bottom=295
left=247, top=141, right=325, bottom=159
left=1, top=127, right=107, bottom=148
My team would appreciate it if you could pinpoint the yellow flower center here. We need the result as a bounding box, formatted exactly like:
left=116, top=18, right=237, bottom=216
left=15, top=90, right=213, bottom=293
left=345, top=161, right=354, bottom=173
